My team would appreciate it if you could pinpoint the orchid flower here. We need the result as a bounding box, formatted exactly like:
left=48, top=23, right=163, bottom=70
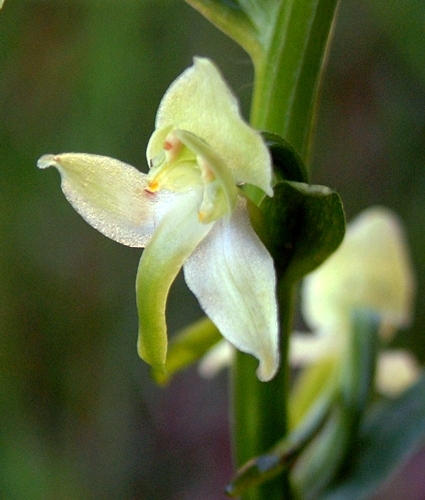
left=293, top=206, right=419, bottom=396
left=37, top=57, right=279, bottom=382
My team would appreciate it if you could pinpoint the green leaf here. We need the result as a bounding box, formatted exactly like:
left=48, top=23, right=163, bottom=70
left=152, top=317, right=222, bottom=385
left=183, top=0, right=262, bottom=59
left=261, top=180, right=345, bottom=282
left=262, top=132, right=308, bottom=184
left=291, top=311, right=381, bottom=499
left=289, top=356, right=339, bottom=429
left=322, top=372, right=425, bottom=500
left=293, top=402, right=352, bottom=499
left=341, top=310, right=380, bottom=418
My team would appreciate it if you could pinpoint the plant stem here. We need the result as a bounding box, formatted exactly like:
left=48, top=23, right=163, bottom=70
left=250, top=0, right=339, bottom=161
left=232, top=281, right=295, bottom=499
left=231, top=1, right=339, bottom=498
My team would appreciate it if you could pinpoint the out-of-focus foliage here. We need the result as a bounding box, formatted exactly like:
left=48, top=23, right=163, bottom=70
left=314, top=0, right=425, bottom=363
left=323, top=373, right=425, bottom=500
left=1, top=0, right=425, bottom=498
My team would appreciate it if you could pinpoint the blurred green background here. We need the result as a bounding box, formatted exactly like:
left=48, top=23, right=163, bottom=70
left=0, top=0, right=424, bottom=498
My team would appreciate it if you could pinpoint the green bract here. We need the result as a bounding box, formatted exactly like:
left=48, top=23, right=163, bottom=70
left=37, top=57, right=279, bottom=382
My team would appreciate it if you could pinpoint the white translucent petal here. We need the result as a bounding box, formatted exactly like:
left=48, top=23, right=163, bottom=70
left=376, top=349, right=421, bottom=397
left=184, top=197, right=279, bottom=381
left=38, top=153, right=176, bottom=247
left=147, top=58, right=273, bottom=195
left=302, top=207, right=415, bottom=332
left=198, top=340, right=234, bottom=378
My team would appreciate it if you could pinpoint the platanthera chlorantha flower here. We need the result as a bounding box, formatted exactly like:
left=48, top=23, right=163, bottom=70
left=292, top=206, right=419, bottom=396
left=37, top=57, right=279, bottom=382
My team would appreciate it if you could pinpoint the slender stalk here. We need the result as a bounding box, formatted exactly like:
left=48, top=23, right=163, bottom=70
left=250, top=0, right=339, bottom=161
left=232, top=282, right=295, bottom=499
left=231, top=1, right=339, bottom=499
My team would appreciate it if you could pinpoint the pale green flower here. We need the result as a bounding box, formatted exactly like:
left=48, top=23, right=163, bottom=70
left=293, top=206, right=418, bottom=396
left=38, top=58, right=279, bottom=381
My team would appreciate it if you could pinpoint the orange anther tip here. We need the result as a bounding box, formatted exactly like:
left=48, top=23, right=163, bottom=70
left=163, top=141, right=172, bottom=151
left=147, top=180, right=159, bottom=193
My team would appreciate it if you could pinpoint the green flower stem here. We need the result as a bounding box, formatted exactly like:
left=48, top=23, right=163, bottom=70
left=232, top=2, right=339, bottom=498
left=250, top=0, right=339, bottom=161
left=232, top=281, right=295, bottom=499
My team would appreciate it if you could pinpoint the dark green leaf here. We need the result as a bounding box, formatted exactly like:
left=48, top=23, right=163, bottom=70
left=262, top=131, right=308, bottom=184
left=342, top=310, right=380, bottom=418
left=323, top=373, right=425, bottom=500
left=261, top=180, right=345, bottom=282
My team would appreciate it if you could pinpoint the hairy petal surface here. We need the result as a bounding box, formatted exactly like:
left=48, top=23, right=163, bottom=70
left=184, top=197, right=279, bottom=381
left=147, top=57, right=273, bottom=195
left=37, top=153, right=176, bottom=247
left=136, top=189, right=213, bottom=375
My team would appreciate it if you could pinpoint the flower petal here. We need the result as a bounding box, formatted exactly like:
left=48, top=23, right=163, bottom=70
left=37, top=153, right=175, bottom=247
left=376, top=349, right=421, bottom=397
left=289, top=330, right=342, bottom=367
left=147, top=58, right=273, bottom=196
left=198, top=340, right=234, bottom=379
left=302, top=207, right=416, bottom=332
left=183, top=197, right=279, bottom=381
left=173, top=129, right=238, bottom=221
left=136, top=188, right=213, bottom=375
